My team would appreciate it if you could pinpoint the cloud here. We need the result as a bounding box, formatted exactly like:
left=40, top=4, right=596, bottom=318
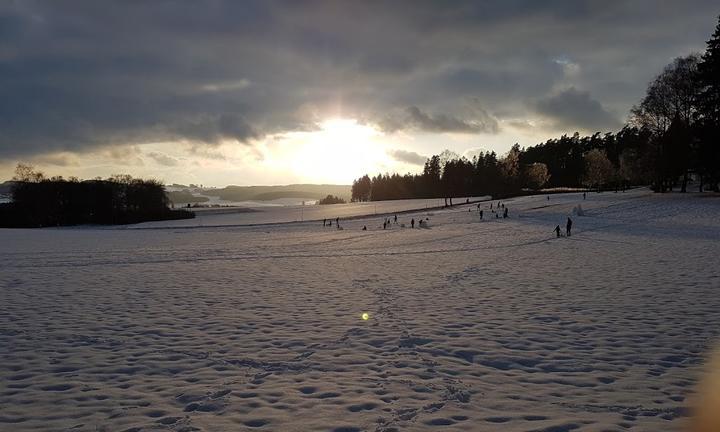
left=387, top=149, right=427, bottom=165
left=147, top=152, right=179, bottom=167
left=0, top=0, right=716, bottom=160
left=379, top=106, right=499, bottom=134
left=535, top=87, right=622, bottom=132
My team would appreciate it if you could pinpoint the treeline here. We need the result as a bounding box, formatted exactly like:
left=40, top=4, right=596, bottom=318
left=0, top=165, right=193, bottom=227
left=353, top=16, right=720, bottom=202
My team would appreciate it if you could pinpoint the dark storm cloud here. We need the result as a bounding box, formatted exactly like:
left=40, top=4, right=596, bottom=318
left=535, top=87, right=622, bottom=132
left=387, top=149, right=428, bottom=166
left=0, top=0, right=717, bottom=158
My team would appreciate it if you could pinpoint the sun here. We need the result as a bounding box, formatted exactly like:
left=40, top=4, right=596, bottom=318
left=286, top=118, right=390, bottom=184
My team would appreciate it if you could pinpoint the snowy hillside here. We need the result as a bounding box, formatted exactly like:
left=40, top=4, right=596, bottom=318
left=1, top=188, right=719, bottom=431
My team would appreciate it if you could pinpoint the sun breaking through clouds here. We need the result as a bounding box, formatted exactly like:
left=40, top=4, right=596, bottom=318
left=0, top=1, right=717, bottom=185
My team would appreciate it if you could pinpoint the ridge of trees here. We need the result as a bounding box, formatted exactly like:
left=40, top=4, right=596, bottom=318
left=352, top=15, right=720, bottom=202
left=0, top=165, right=194, bottom=227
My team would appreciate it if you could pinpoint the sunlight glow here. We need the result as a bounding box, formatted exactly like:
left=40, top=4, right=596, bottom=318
left=283, top=118, right=391, bottom=184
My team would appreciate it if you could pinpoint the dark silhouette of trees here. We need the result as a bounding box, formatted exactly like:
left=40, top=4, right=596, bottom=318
left=695, top=15, right=720, bottom=191
left=630, top=54, right=702, bottom=191
left=0, top=165, right=193, bottom=227
left=351, top=175, right=372, bottom=202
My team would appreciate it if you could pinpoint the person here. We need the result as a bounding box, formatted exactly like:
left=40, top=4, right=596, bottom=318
left=394, top=214, right=397, bottom=223
left=479, top=210, right=483, bottom=220
left=383, top=220, right=387, bottom=230
left=411, top=218, right=415, bottom=228
left=323, top=218, right=326, bottom=227
left=490, top=202, right=493, bottom=210
left=466, top=198, right=469, bottom=204
left=566, top=217, right=572, bottom=236
left=362, top=225, right=367, bottom=231
left=336, top=217, right=339, bottom=228
left=547, top=195, right=550, bottom=201
left=554, top=225, right=561, bottom=237
left=503, top=207, right=508, bottom=218
left=328, top=219, right=332, bottom=227
left=583, top=192, right=586, bottom=200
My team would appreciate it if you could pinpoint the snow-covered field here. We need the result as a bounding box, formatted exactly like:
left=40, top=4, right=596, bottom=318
left=141, top=197, right=485, bottom=228
left=1, top=189, right=719, bottom=432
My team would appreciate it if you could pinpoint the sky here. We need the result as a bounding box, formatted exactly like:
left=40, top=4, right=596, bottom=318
left=0, top=1, right=717, bottom=186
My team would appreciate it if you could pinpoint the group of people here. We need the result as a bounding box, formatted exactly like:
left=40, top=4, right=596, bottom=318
left=555, top=217, right=573, bottom=237
left=475, top=201, right=508, bottom=220
left=322, top=217, right=340, bottom=228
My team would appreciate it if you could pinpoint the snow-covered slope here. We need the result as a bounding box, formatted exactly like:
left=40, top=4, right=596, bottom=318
left=1, top=188, right=719, bottom=431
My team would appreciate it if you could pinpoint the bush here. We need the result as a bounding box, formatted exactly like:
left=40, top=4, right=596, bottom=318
left=318, top=194, right=346, bottom=205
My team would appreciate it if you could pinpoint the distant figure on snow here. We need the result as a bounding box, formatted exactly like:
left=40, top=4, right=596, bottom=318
left=554, top=225, right=561, bottom=237
left=336, top=217, right=339, bottom=227
left=362, top=225, right=367, bottom=231
left=547, top=195, right=550, bottom=201
left=583, top=192, right=586, bottom=200
left=411, top=218, right=415, bottom=228
left=383, top=220, right=387, bottom=230
left=503, top=207, right=508, bottom=218
left=479, top=210, right=483, bottom=220
left=394, top=214, right=397, bottom=223
left=566, top=217, right=573, bottom=236
left=323, top=218, right=326, bottom=227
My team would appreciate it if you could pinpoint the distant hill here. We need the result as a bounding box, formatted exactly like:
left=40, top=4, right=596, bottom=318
left=166, top=190, right=210, bottom=204
left=209, top=184, right=351, bottom=202
left=0, top=181, right=15, bottom=196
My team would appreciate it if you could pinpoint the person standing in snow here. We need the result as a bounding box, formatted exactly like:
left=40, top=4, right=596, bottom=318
left=479, top=210, right=483, bottom=220
left=336, top=217, right=339, bottom=227
left=503, top=207, right=508, bottom=218
left=411, top=218, right=415, bottom=228
left=566, top=217, right=573, bottom=236
left=394, top=214, right=397, bottom=223
left=554, top=225, right=561, bottom=237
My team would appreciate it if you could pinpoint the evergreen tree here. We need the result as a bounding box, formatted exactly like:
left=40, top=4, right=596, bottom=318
left=696, top=15, right=720, bottom=190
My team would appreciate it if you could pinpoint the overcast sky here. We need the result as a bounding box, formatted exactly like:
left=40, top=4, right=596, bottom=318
left=1, top=1, right=717, bottom=185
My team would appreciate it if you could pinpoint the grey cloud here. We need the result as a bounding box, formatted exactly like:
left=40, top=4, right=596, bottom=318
left=387, top=149, right=427, bottom=165
left=535, top=87, right=622, bottom=132
left=0, top=0, right=717, bottom=158
left=380, top=106, right=499, bottom=134
left=147, top=152, right=179, bottom=167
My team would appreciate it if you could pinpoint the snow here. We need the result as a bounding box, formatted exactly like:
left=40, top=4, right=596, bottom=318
left=1, top=188, right=719, bottom=431
left=138, top=197, right=486, bottom=229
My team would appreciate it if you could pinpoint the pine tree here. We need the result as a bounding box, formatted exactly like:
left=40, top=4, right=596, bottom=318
left=696, top=15, right=720, bottom=190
